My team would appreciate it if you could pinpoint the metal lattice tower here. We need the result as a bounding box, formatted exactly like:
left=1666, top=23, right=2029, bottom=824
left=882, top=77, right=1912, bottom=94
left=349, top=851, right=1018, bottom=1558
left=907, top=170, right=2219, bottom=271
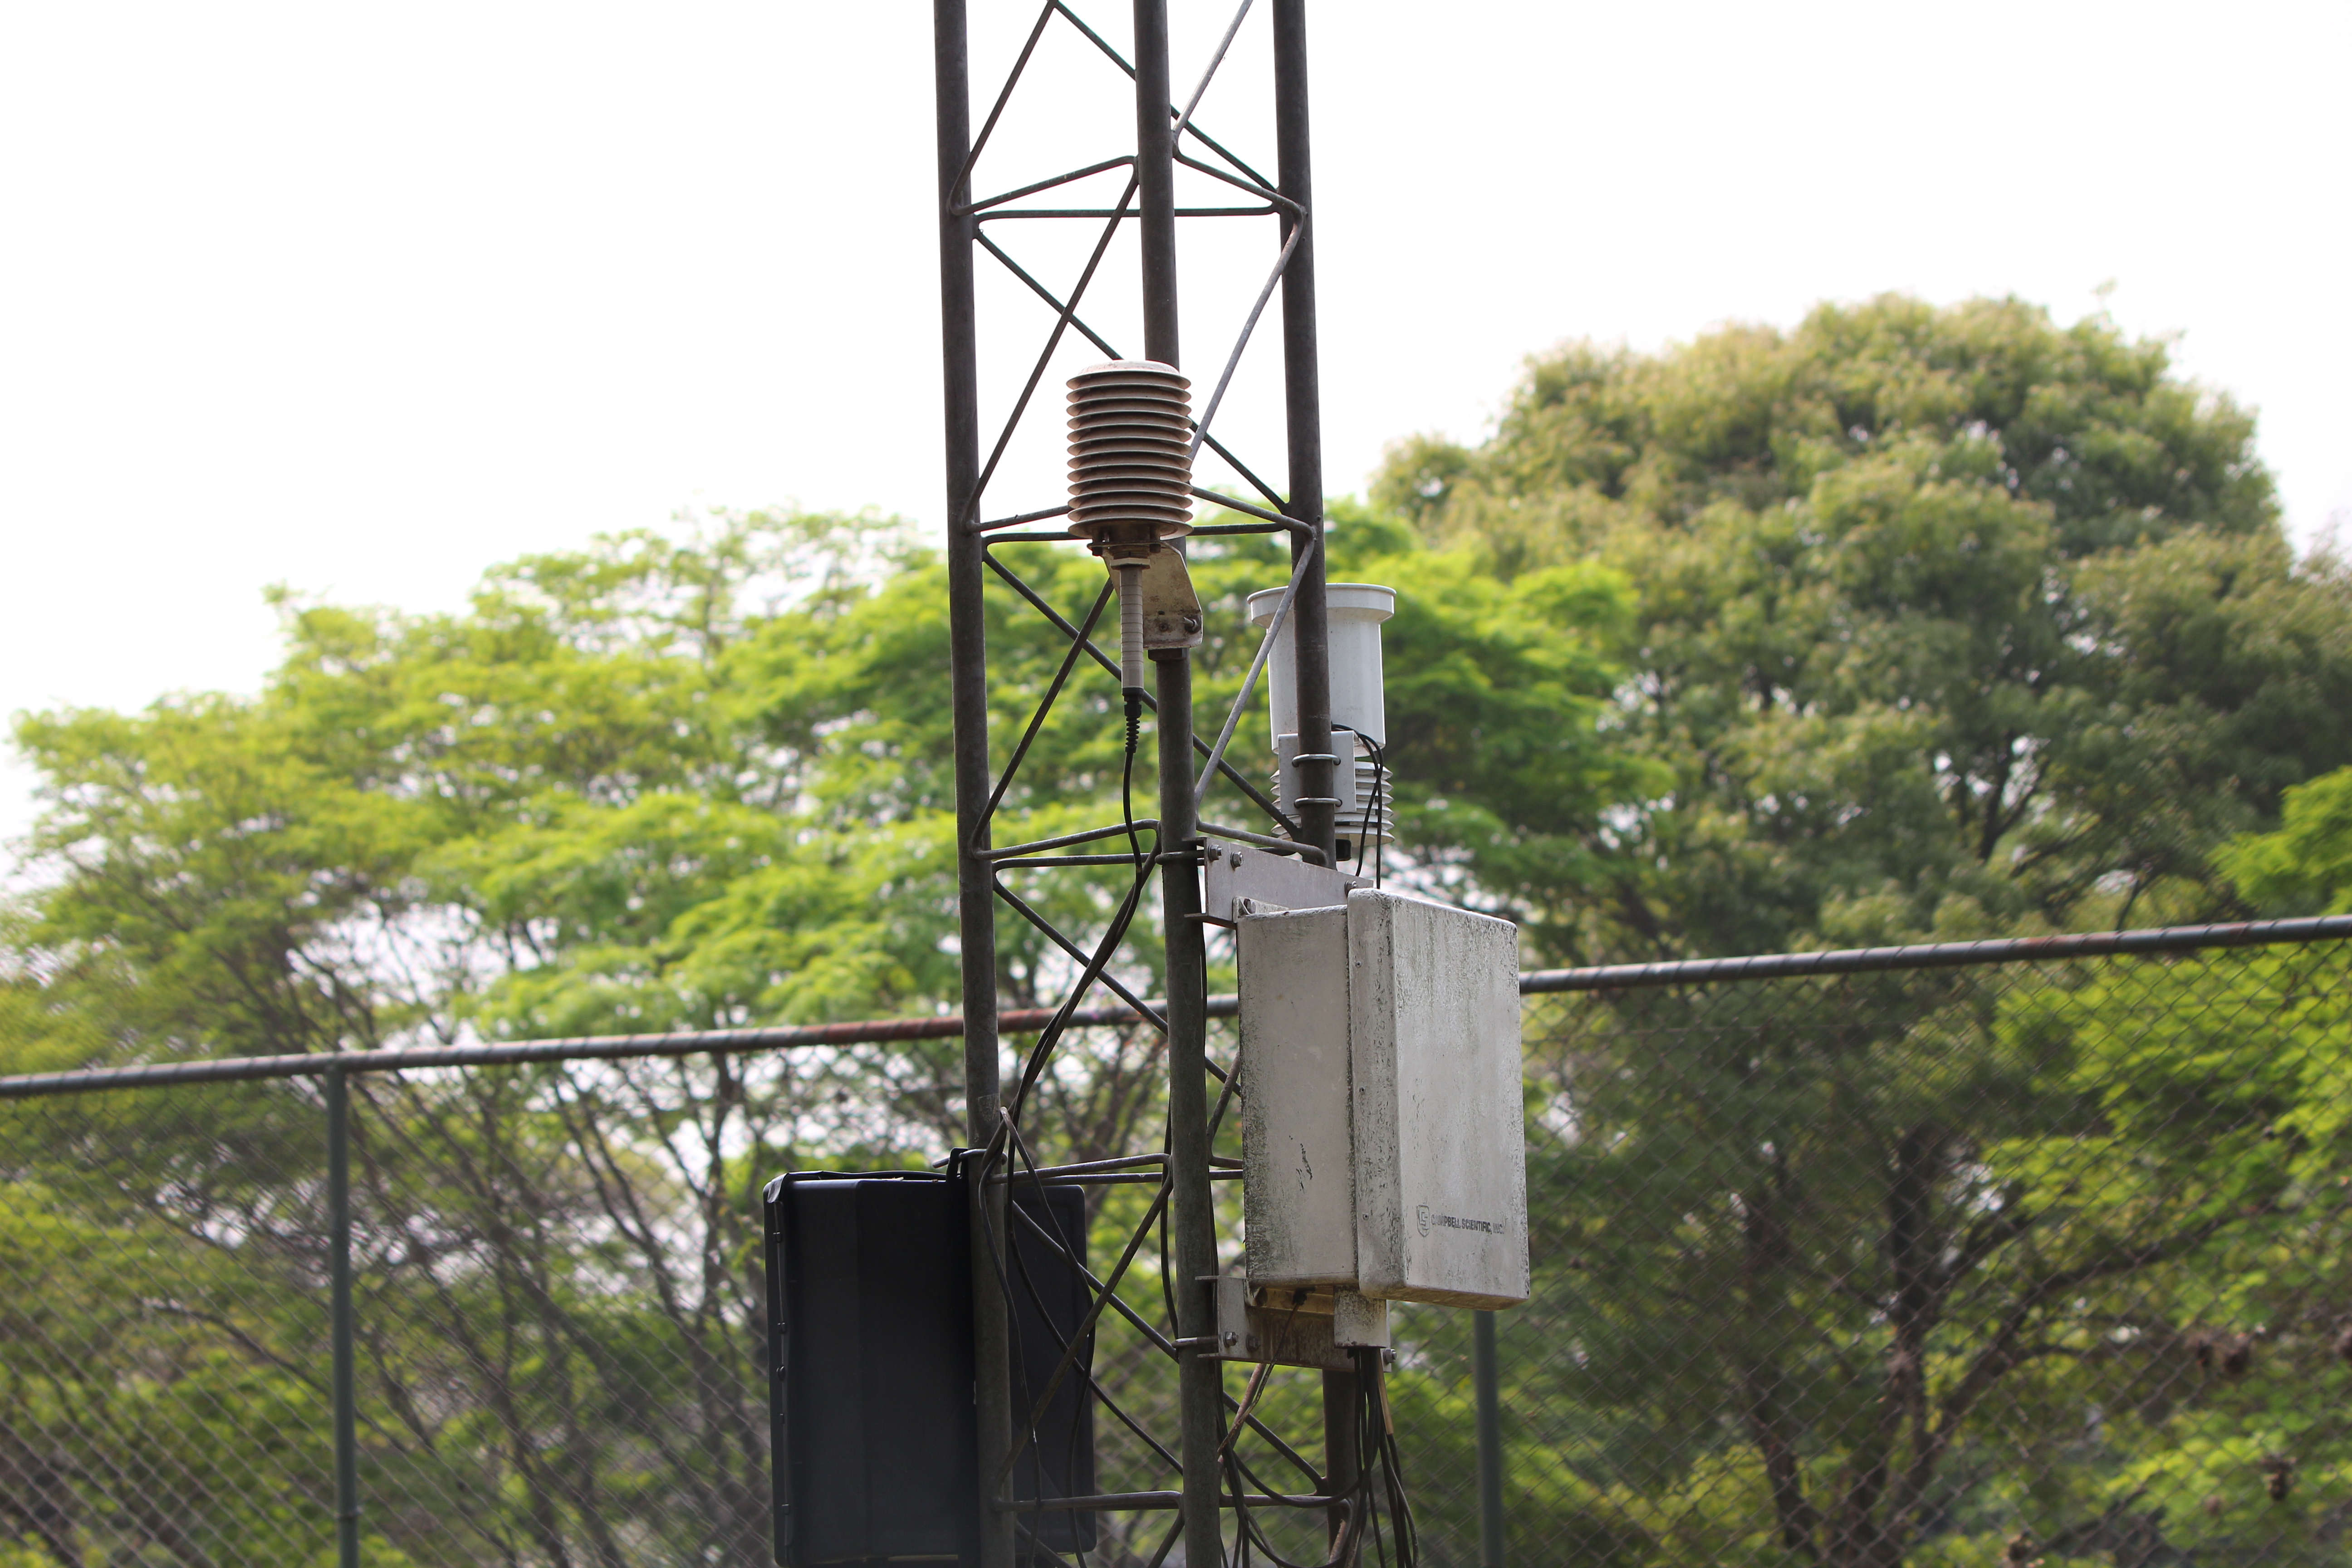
left=932, top=1, right=1357, bottom=1561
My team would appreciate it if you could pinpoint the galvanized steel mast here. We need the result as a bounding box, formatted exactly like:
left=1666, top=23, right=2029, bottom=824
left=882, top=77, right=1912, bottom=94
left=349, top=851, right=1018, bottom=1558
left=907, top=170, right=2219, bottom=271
left=1126, top=6, right=1232, bottom=1553
left=931, top=5, right=1015, bottom=1566
left=931, top=1, right=1341, bottom=1560
left=1266, top=0, right=1357, bottom=1528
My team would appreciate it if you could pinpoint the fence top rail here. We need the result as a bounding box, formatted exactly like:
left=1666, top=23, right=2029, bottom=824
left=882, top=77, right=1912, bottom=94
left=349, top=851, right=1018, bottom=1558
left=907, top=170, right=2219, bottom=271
left=0, top=998, right=1234, bottom=1100
left=1519, top=913, right=2352, bottom=994
left=3, top=915, right=2343, bottom=1099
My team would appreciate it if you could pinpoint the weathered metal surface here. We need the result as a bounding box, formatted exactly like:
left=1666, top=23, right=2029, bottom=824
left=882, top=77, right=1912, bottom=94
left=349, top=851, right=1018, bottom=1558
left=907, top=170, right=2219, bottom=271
left=1240, top=890, right=1529, bottom=1308
left=1203, top=838, right=1361, bottom=924
left=1349, top=890, right=1529, bottom=1308
left=1239, top=904, right=1358, bottom=1289
left=1212, top=1279, right=1389, bottom=1371
left=1137, top=546, right=1204, bottom=650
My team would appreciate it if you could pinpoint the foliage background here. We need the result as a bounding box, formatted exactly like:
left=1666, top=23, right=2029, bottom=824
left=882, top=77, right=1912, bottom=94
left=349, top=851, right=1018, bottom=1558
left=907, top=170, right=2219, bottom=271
left=10, top=294, right=2352, bottom=1564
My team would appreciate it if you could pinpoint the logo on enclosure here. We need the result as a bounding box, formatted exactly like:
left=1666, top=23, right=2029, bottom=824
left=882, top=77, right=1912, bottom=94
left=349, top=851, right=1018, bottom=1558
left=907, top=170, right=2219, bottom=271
left=1418, top=1205, right=1504, bottom=1239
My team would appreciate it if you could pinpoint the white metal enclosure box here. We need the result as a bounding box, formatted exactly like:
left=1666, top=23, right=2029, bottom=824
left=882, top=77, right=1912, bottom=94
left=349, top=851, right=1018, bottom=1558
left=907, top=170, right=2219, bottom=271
left=1239, top=905, right=1357, bottom=1287
left=1240, top=888, right=1529, bottom=1308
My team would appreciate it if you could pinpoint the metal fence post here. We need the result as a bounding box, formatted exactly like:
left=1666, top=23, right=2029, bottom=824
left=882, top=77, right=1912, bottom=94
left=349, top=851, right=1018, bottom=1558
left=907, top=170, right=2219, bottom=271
left=1475, top=1309, right=1504, bottom=1568
left=328, top=1059, right=360, bottom=1568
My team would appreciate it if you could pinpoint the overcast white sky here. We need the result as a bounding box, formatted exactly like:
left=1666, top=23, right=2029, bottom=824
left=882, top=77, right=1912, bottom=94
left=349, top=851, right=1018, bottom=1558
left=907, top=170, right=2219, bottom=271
left=3, top=1, right=2347, bottom=845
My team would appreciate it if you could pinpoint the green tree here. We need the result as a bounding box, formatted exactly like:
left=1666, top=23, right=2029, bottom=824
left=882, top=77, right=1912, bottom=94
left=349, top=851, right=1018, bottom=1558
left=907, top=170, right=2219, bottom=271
left=1499, top=943, right=2352, bottom=1568
left=1357, top=296, right=2352, bottom=1568
left=2220, top=764, right=2352, bottom=914
left=1, top=505, right=1634, bottom=1564
left=1378, top=295, right=2352, bottom=960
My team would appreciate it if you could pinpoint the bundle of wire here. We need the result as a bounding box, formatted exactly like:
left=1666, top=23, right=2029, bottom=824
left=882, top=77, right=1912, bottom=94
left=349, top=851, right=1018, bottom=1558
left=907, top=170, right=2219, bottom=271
left=1214, top=1344, right=1418, bottom=1568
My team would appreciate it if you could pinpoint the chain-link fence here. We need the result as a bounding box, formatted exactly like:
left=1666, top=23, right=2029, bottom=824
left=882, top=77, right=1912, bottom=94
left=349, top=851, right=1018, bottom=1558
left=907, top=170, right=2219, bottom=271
left=3, top=925, right=2349, bottom=1566
left=1400, top=931, right=2352, bottom=1568
left=0, top=1054, right=785, bottom=1566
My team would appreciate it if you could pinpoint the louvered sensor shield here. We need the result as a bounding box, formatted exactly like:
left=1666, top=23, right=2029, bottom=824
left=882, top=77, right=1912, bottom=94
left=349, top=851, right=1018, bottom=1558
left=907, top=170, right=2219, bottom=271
left=1067, top=360, right=1196, bottom=695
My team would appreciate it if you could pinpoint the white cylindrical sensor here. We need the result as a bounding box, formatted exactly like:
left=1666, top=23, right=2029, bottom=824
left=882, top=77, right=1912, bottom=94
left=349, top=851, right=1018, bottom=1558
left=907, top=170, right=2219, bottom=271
left=1116, top=561, right=1148, bottom=695
left=1248, top=583, right=1397, bottom=850
left=1245, top=583, right=1395, bottom=745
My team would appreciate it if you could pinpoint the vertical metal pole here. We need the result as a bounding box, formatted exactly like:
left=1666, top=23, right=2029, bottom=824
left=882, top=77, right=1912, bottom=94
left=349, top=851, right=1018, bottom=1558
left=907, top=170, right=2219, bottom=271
left=1133, top=0, right=1180, bottom=359
left=1272, top=0, right=1338, bottom=869
left=934, top=6, right=1012, bottom=1565
left=1271, top=2, right=1358, bottom=1544
left=327, top=1062, right=360, bottom=1568
left=933, top=0, right=996, bottom=1160
left=1475, top=1311, right=1506, bottom=1568
left=1135, top=2, right=1222, bottom=1559
left=1157, top=647, right=1223, bottom=1565
left=1320, top=1367, right=1360, bottom=1552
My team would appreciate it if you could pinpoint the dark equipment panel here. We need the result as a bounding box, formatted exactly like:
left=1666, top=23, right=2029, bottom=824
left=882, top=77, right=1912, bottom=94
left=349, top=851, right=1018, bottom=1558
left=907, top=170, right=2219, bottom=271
left=764, top=1166, right=1096, bottom=1567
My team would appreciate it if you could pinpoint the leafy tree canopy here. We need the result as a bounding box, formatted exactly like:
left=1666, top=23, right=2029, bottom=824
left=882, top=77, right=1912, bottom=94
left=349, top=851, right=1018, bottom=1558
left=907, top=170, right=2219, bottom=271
left=3, top=507, right=1633, bottom=1080
left=4, top=295, right=2351, bottom=1567
left=1377, top=294, right=2352, bottom=959
left=2220, top=764, right=2352, bottom=915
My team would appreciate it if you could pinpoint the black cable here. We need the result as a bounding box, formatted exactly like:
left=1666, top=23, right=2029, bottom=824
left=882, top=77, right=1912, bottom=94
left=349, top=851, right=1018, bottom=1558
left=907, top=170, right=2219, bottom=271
left=1333, top=725, right=1388, bottom=888
left=985, top=685, right=1168, bottom=1554
left=1225, top=1443, right=1251, bottom=1568
left=1003, top=841, right=1158, bottom=1126
left=1384, top=1429, right=1419, bottom=1568
left=1218, top=1361, right=1378, bottom=1568
left=991, top=678, right=1165, bottom=1535
left=1222, top=1428, right=1321, bottom=1568
left=1359, top=1349, right=1416, bottom=1568
left=1112, top=686, right=1191, bottom=1364
left=1156, top=1175, right=1178, bottom=1346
